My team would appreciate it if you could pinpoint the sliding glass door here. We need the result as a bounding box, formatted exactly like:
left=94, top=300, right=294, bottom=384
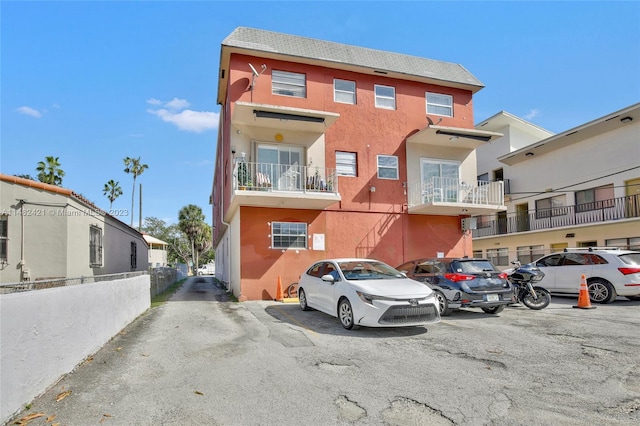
left=257, top=144, right=304, bottom=190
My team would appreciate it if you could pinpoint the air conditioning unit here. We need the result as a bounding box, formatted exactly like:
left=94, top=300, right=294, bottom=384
left=461, top=217, right=477, bottom=231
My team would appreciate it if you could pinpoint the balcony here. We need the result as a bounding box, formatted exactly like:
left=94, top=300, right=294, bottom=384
left=472, top=194, right=640, bottom=238
left=407, top=178, right=506, bottom=216
left=229, top=161, right=341, bottom=212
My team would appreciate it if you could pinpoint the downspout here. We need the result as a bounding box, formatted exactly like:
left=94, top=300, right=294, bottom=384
left=218, top=104, right=232, bottom=291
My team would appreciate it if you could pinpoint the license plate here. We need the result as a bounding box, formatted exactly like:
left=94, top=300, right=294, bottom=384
left=486, top=294, right=499, bottom=302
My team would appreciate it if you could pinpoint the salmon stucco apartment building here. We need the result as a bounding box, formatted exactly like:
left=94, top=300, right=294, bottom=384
left=472, top=103, right=640, bottom=267
left=210, top=27, right=506, bottom=301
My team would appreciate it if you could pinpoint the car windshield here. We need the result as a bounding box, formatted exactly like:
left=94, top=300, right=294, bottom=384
left=338, top=261, right=405, bottom=280
left=619, top=253, right=640, bottom=266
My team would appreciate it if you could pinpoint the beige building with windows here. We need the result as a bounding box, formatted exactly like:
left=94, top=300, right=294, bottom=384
left=473, top=103, right=640, bottom=267
left=0, top=174, right=149, bottom=283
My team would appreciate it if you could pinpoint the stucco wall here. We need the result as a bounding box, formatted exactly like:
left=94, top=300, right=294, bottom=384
left=236, top=206, right=467, bottom=300
left=0, top=275, right=150, bottom=423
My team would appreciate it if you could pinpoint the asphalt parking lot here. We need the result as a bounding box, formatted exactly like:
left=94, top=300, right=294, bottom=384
left=8, top=278, right=640, bottom=426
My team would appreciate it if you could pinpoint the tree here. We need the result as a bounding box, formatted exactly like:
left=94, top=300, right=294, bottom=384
left=123, top=156, right=149, bottom=227
left=15, top=174, right=36, bottom=181
left=36, top=156, right=65, bottom=186
left=178, top=204, right=206, bottom=274
left=102, top=179, right=123, bottom=210
left=141, top=217, right=190, bottom=265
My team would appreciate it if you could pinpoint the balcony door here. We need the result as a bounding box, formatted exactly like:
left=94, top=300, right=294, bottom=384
left=421, top=158, right=460, bottom=202
left=257, top=144, right=304, bottom=191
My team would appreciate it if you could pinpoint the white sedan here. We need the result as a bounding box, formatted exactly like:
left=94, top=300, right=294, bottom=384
left=297, top=258, right=441, bottom=330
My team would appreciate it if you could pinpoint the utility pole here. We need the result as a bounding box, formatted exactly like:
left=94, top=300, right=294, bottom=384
left=139, top=183, right=142, bottom=230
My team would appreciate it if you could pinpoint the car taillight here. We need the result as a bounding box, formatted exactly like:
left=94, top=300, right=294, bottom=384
left=498, top=272, right=508, bottom=280
left=619, top=267, right=640, bottom=275
left=444, top=273, right=476, bottom=282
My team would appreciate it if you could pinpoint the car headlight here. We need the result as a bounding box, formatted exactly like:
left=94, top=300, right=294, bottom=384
left=356, top=291, right=395, bottom=305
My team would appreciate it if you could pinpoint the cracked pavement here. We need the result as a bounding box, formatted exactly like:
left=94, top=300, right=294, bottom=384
left=7, top=277, right=640, bottom=425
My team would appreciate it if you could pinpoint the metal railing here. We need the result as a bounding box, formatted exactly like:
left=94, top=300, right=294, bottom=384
left=408, top=178, right=504, bottom=208
left=0, top=271, right=148, bottom=294
left=233, top=161, right=338, bottom=194
left=473, top=193, right=640, bottom=238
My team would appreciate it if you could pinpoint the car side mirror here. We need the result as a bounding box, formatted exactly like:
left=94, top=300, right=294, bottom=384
left=321, top=274, right=335, bottom=283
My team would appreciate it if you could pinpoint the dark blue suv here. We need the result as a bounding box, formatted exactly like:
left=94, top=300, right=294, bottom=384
left=396, top=257, right=514, bottom=316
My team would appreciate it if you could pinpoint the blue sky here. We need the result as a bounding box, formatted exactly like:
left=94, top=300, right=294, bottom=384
left=2, top=1, right=639, bottom=226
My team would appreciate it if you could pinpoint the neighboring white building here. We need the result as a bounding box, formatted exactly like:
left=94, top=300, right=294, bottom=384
left=143, top=234, right=169, bottom=267
left=0, top=174, right=149, bottom=283
left=473, top=103, right=640, bottom=267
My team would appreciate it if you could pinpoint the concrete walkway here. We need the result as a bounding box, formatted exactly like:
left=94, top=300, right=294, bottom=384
left=6, top=276, right=243, bottom=425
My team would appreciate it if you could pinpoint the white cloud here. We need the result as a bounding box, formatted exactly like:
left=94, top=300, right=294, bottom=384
left=524, top=109, right=540, bottom=120
left=16, top=106, right=42, bottom=118
left=148, top=108, right=218, bottom=133
left=165, top=98, right=190, bottom=110
left=146, top=98, right=163, bottom=106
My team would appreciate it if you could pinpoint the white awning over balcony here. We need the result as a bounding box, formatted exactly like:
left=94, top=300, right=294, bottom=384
left=407, top=124, right=503, bottom=150
left=232, top=102, right=340, bottom=134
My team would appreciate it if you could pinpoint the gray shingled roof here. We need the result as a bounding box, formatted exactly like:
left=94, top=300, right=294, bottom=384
left=222, top=27, right=484, bottom=89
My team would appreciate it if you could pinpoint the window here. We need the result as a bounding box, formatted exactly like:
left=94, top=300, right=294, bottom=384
left=374, top=85, right=395, bottom=110
left=426, top=92, right=453, bottom=117
left=472, top=250, right=483, bottom=258
left=477, top=173, right=489, bottom=182
left=336, top=151, right=357, bottom=177
left=517, top=245, right=545, bottom=264
left=272, top=222, right=307, bottom=249
left=576, top=184, right=615, bottom=212
left=535, top=195, right=567, bottom=219
left=0, top=215, right=7, bottom=263
left=89, top=226, right=103, bottom=267
left=272, top=70, right=306, bottom=98
left=334, top=79, right=356, bottom=104
left=377, top=155, right=398, bottom=180
left=130, top=242, right=137, bottom=269
left=486, top=248, right=509, bottom=266
left=606, top=237, right=640, bottom=250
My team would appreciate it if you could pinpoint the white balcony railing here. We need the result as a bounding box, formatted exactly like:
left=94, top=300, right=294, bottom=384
left=408, top=178, right=504, bottom=208
left=233, top=161, right=338, bottom=194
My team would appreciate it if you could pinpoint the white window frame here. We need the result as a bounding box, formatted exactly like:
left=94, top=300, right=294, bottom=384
left=336, top=151, right=357, bottom=177
left=426, top=92, right=453, bottom=117
left=272, top=70, right=306, bottom=98
left=374, top=84, right=396, bottom=110
left=377, top=155, right=399, bottom=180
left=90, top=225, right=103, bottom=267
left=487, top=247, right=509, bottom=266
left=271, top=222, right=308, bottom=249
left=334, top=79, right=356, bottom=104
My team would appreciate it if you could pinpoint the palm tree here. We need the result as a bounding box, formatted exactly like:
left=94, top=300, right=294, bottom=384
left=178, top=204, right=205, bottom=274
left=36, top=156, right=65, bottom=186
left=103, top=179, right=123, bottom=210
left=123, top=156, right=149, bottom=227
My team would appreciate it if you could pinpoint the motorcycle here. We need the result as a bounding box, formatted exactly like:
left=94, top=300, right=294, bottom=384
left=506, top=260, right=551, bottom=310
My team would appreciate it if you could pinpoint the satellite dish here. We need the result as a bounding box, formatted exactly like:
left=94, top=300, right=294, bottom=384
left=427, top=116, right=434, bottom=126
left=249, top=63, right=260, bottom=77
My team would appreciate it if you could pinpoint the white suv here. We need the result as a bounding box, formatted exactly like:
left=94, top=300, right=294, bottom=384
left=532, top=248, right=640, bottom=303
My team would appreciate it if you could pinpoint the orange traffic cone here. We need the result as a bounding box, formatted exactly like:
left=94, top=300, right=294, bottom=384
left=275, top=275, right=283, bottom=302
left=573, top=274, right=596, bottom=309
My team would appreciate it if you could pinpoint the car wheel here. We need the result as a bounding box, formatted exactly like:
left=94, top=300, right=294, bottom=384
left=299, top=288, right=311, bottom=311
left=588, top=279, right=616, bottom=304
left=338, top=298, right=355, bottom=330
left=625, top=295, right=640, bottom=301
left=482, top=305, right=506, bottom=314
left=434, top=290, right=451, bottom=316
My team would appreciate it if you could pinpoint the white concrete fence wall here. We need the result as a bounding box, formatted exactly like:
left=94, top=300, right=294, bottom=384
left=0, top=275, right=151, bottom=424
